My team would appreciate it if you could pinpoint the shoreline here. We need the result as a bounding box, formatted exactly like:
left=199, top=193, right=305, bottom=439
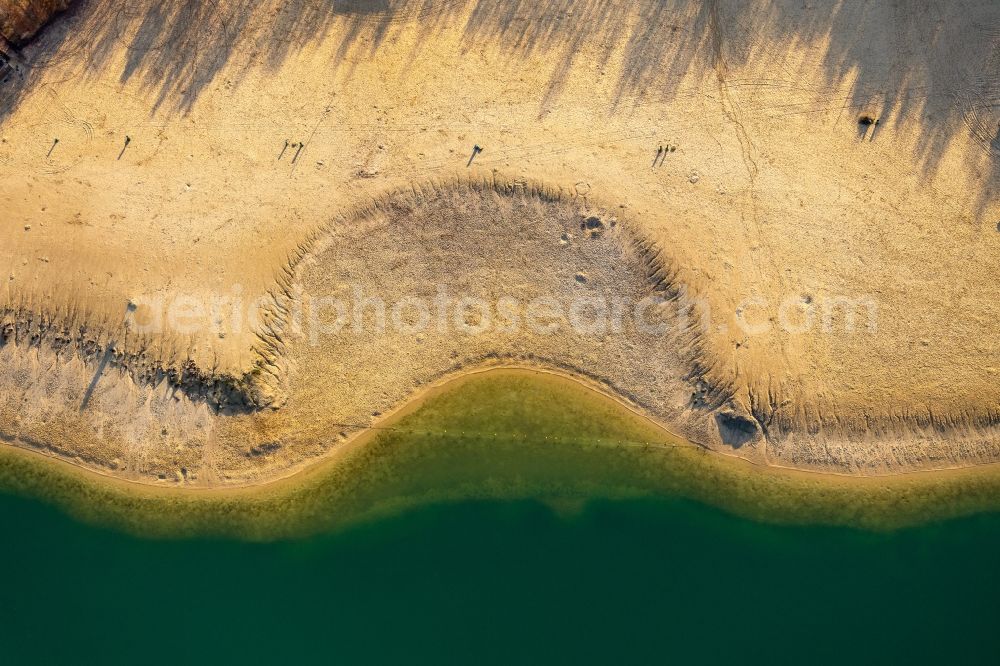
left=2, top=365, right=1000, bottom=500
left=2, top=364, right=1000, bottom=538
left=2, top=0, right=1000, bottom=527
left=3, top=182, right=1000, bottom=480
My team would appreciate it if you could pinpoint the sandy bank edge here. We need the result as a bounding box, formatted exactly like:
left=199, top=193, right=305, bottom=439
left=3, top=365, right=1000, bottom=501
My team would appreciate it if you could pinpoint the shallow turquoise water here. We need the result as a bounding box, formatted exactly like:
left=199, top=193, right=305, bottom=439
left=1, top=490, right=999, bottom=664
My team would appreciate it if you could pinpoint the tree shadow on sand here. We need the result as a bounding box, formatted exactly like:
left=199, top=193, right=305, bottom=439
left=1, top=0, right=998, bottom=211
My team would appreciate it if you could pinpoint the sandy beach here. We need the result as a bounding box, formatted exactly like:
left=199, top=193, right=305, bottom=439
left=2, top=367, right=1000, bottom=541
left=2, top=0, right=1000, bottom=487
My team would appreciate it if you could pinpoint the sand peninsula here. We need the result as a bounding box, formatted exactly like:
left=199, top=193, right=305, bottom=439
left=1, top=0, right=999, bottom=488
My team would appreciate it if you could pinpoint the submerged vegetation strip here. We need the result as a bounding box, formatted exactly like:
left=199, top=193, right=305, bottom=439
left=0, top=369, right=998, bottom=540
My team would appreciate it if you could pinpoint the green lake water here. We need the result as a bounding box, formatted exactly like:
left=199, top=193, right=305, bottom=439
left=1, top=371, right=998, bottom=664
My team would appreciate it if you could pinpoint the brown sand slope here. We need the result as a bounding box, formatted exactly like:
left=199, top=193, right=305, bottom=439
left=0, top=0, right=70, bottom=46
left=1, top=0, right=999, bottom=484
